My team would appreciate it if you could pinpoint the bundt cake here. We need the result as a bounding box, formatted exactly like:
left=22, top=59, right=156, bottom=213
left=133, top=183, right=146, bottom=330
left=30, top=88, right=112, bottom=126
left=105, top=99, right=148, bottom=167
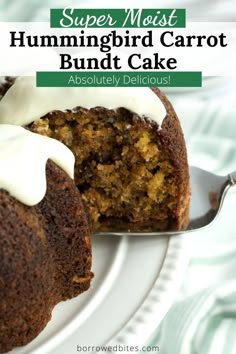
left=0, top=77, right=190, bottom=231
left=0, top=125, right=93, bottom=353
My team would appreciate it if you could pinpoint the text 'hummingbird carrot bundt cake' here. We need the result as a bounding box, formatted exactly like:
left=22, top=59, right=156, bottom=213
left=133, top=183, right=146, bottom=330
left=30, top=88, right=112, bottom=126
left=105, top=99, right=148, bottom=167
left=0, top=77, right=190, bottom=232
left=0, top=125, right=93, bottom=353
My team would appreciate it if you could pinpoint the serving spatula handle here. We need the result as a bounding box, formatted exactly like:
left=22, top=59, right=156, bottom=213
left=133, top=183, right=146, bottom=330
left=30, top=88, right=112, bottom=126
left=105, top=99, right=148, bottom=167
left=229, top=172, right=236, bottom=186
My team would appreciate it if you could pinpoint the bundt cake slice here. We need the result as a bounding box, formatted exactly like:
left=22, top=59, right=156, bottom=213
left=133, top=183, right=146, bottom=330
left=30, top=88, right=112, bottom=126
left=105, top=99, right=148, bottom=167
left=0, top=125, right=92, bottom=353
left=0, top=77, right=190, bottom=232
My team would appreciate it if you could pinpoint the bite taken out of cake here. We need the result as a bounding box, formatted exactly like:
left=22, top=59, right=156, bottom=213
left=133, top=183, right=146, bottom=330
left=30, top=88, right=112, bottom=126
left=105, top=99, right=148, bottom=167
left=0, top=125, right=93, bottom=353
left=0, top=77, right=190, bottom=232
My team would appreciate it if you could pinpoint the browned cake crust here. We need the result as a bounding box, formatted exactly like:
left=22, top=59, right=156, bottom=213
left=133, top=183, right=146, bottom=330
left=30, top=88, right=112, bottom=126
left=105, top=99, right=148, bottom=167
left=151, top=87, right=190, bottom=229
left=0, top=161, right=92, bottom=353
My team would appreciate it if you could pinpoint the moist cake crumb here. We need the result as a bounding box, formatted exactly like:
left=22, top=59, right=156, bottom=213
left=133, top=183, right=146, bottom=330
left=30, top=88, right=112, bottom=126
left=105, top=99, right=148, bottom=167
left=29, top=88, right=190, bottom=231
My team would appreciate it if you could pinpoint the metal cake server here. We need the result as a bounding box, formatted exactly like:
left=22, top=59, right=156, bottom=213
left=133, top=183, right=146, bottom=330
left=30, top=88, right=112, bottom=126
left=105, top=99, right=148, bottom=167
left=93, top=167, right=236, bottom=236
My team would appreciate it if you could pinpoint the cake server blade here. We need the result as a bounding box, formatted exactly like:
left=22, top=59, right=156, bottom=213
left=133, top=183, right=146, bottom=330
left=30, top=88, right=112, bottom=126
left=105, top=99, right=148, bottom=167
left=92, top=166, right=236, bottom=236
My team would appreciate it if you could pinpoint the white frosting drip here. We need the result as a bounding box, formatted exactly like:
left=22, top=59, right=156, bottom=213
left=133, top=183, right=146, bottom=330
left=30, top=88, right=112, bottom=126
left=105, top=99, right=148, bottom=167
left=0, top=77, right=166, bottom=126
left=0, top=125, right=75, bottom=206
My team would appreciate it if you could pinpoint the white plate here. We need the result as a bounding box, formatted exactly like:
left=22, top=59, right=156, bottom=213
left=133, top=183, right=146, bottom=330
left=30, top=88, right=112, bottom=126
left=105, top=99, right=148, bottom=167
left=12, top=233, right=190, bottom=354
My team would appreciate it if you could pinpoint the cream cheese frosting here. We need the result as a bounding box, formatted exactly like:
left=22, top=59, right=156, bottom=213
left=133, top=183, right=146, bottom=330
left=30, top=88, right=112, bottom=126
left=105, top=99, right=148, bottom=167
left=0, top=125, right=74, bottom=206
left=0, top=76, right=166, bottom=127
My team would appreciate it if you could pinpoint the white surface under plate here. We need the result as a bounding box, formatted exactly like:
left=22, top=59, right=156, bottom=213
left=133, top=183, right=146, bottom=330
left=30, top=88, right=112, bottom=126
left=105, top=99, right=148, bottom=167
left=10, top=232, right=190, bottom=354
